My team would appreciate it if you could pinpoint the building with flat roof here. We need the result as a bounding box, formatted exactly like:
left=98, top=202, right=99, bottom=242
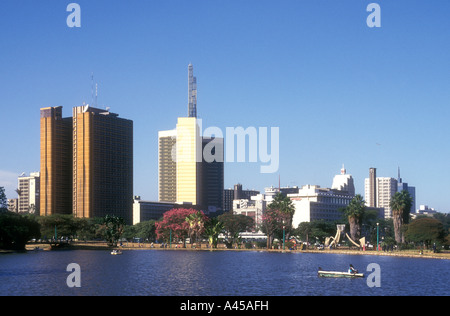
left=158, top=129, right=177, bottom=202
left=232, top=194, right=266, bottom=228
left=365, top=176, right=397, bottom=218
left=40, top=105, right=133, bottom=224
left=17, top=172, right=40, bottom=214
left=223, top=184, right=259, bottom=212
left=72, top=105, right=133, bottom=224
left=40, top=106, right=73, bottom=216
left=133, top=197, right=193, bottom=225
left=289, top=185, right=353, bottom=227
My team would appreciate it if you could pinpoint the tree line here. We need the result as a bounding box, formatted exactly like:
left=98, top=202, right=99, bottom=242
left=1, top=187, right=448, bottom=251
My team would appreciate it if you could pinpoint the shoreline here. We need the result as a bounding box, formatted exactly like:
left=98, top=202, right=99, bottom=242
left=17, top=242, right=450, bottom=260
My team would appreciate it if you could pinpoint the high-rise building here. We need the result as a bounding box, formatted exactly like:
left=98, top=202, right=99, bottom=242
left=365, top=174, right=397, bottom=218
left=175, top=116, right=203, bottom=205
left=158, top=129, right=177, bottom=202
left=72, top=105, right=133, bottom=224
left=17, top=172, right=40, bottom=214
left=40, top=105, right=133, bottom=224
left=158, top=65, right=224, bottom=211
left=201, top=137, right=224, bottom=212
left=366, top=167, right=377, bottom=207
left=376, top=177, right=398, bottom=218
left=40, top=106, right=73, bottom=216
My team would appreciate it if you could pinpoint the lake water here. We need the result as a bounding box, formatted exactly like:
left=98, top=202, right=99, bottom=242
left=0, top=250, right=448, bottom=296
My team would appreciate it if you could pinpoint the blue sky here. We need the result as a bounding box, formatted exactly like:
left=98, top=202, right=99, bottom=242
left=1, top=0, right=449, bottom=212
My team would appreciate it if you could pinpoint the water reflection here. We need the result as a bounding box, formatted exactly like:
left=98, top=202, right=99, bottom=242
left=0, top=250, right=448, bottom=296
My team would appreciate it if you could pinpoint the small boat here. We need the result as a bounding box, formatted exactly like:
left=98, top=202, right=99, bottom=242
left=111, top=249, right=122, bottom=255
left=318, top=270, right=364, bottom=278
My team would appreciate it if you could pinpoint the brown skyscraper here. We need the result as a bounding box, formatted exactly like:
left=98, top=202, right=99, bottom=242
left=40, top=106, right=73, bottom=216
left=40, top=105, right=133, bottom=224
left=72, top=105, right=133, bottom=224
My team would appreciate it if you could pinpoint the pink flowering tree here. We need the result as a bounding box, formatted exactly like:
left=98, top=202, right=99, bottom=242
left=155, top=208, right=206, bottom=246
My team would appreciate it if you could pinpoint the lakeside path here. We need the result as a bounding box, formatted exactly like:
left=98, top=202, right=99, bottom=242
left=21, top=242, right=450, bottom=260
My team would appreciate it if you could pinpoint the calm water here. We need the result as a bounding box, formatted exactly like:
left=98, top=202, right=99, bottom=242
left=0, top=250, right=448, bottom=296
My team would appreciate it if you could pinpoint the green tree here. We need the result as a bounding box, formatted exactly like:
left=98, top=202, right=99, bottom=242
left=185, top=211, right=206, bottom=245
left=39, top=214, right=79, bottom=240
left=204, top=217, right=224, bottom=248
left=0, top=187, right=8, bottom=212
left=267, top=193, right=296, bottom=240
left=295, top=221, right=312, bottom=246
left=0, top=212, right=41, bottom=250
left=390, top=190, right=413, bottom=244
left=404, top=217, right=445, bottom=248
left=342, top=194, right=366, bottom=243
left=261, top=208, right=292, bottom=249
left=74, top=217, right=101, bottom=241
left=309, top=220, right=336, bottom=244
left=99, top=215, right=125, bottom=247
left=218, top=212, right=254, bottom=248
left=135, top=220, right=157, bottom=242
left=122, top=225, right=137, bottom=241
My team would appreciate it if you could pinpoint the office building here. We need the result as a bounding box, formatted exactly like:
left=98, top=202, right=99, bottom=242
left=133, top=196, right=193, bottom=225
left=365, top=176, right=397, bottom=218
left=17, top=172, right=40, bottom=214
left=364, top=167, right=416, bottom=218
left=416, top=205, right=437, bottom=216
left=264, top=185, right=300, bottom=205
left=223, top=184, right=260, bottom=212
left=233, top=194, right=266, bottom=228
left=40, top=105, right=133, bottom=224
left=158, top=129, right=177, bottom=202
left=289, top=185, right=353, bottom=227
left=366, top=167, right=377, bottom=207
left=397, top=167, right=416, bottom=214
left=175, top=116, right=203, bottom=205
left=201, top=137, right=224, bottom=213
left=158, top=64, right=224, bottom=211
left=72, top=105, right=133, bottom=224
left=40, top=106, right=73, bottom=216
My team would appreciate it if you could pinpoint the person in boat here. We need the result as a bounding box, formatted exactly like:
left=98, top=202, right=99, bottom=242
left=348, top=264, right=358, bottom=274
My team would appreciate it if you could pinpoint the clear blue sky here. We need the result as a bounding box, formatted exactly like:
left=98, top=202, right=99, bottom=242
left=1, top=0, right=449, bottom=212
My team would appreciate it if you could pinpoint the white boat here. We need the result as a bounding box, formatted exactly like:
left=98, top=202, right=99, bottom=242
left=318, top=270, right=364, bottom=278
left=111, top=249, right=122, bottom=255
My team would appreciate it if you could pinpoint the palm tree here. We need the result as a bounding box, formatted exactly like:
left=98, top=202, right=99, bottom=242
left=267, top=192, right=296, bottom=240
left=390, top=190, right=413, bottom=244
left=342, top=194, right=365, bottom=243
left=204, top=217, right=224, bottom=249
left=185, top=211, right=205, bottom=246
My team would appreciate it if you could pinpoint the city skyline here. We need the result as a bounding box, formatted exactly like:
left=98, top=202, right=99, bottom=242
left=1, top=1, right=450, bottom=213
